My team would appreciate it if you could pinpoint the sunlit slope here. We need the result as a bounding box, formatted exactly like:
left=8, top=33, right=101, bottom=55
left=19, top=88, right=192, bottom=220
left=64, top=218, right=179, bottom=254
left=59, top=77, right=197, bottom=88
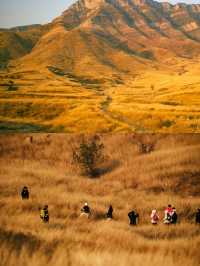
left=4, top=0, right=200, bottom=77
left=13, top=0, right=200, bottom=76
left=1, top=0, right=200, bottom=132
left=0, top=134, right=200, bottom=266
left=0, top=57, right=200, bottom=132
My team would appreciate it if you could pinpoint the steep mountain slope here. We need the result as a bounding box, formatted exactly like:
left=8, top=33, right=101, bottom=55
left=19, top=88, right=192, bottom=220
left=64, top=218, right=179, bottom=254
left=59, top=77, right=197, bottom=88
left=1, top=0, right=200, bottom=133
left=9, top=0, right=200, bottom=77
left=0, top=24, right=50, bottom=68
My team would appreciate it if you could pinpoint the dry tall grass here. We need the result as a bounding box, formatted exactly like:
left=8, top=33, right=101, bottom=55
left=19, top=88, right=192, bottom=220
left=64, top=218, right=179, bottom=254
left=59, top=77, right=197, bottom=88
left=0, top=134, right=200, bottom=266
left=1, top=60, right=200, bottom=133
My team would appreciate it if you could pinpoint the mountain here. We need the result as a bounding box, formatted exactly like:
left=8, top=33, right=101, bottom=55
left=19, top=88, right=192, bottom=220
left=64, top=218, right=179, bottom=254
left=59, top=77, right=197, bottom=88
left=1, top=0, right=200, bottom=133
left=1, top=0, right=200, bottom=75
left=0, top=24, right=50, bottom=68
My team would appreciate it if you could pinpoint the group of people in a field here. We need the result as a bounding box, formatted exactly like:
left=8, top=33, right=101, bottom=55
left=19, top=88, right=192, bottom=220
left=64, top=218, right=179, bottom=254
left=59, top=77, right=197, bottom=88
left=21, top=186, right=49, bottom=223
left=80, top=203, right=114, bottom=220
left=150, top=205, right=177, bottom=225
left=21, top=186, right=200, bottom=225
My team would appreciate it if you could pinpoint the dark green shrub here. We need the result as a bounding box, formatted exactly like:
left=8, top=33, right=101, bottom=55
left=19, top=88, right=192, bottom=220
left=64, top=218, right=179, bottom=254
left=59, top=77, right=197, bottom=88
left=160, top=120, right=175, bottom=128
left=72, top=136, right=104, bottom=177
left=7, top=80, right=18, bottom=91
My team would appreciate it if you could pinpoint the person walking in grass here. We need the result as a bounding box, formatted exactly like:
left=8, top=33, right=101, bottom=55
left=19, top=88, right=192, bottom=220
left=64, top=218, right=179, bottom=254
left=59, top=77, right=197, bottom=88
left=166, top=204, right=173, bottom=215
left=80, top=202, right=91, bottom=218
left=106, top=205, right=113, bottom=220
left=128, top=210, right=139, bottom=225
left=196, top=208, right=200, bottom=224
left=171, top=207, right=178, bottom=224
left=21, top=186, right=29, bottom=200
left=163, top=204, right=173, bottom=224
left=151, top=209, right=159, bottom=225
left=40, top=205, right=49, bottom=223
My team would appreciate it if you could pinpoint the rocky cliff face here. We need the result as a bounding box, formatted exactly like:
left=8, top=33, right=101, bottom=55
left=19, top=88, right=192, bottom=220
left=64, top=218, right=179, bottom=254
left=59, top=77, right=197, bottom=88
left=1, top=0, right=200, bottom=76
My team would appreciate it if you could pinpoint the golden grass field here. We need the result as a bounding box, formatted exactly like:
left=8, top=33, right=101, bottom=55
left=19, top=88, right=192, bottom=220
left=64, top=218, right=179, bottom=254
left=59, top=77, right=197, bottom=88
left=0, top=133, right=200, bottom=266
left=1, top=56, right=200, bottom=133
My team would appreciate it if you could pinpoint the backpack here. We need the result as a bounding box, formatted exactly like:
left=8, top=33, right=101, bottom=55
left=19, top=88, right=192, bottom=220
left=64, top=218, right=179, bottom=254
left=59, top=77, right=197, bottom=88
left=40, top=209, right=45, bottom=219
left=167, top=212, right=172, bottom=222
left=172, top=212, right=177, bottom=223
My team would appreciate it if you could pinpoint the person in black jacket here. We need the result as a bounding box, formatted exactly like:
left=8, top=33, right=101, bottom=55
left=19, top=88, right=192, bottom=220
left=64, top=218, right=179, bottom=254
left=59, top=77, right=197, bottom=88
left=106, top=205, right=113, bottom=219
left=21, top=186, right=29, bottom=200
left=196, top=208, right=200, bottom=224
left=128, top=210, right=139, bottom=225
left=171, top=207, right=178, bottom=224
left=80, top=202, right=91, bottom=218
left=81, top=202, right=90, bottom=213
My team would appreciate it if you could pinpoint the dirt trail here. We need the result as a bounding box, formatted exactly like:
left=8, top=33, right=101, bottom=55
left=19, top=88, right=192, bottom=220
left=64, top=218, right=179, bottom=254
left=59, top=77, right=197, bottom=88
left=100, top=93, right=146, bottom=131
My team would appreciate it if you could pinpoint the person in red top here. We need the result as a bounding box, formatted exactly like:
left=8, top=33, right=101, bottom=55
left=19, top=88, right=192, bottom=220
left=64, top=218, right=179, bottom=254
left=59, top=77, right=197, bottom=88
left=163, top=204, right=173, bottom=224
left=166, top=204, right=173, bottom=214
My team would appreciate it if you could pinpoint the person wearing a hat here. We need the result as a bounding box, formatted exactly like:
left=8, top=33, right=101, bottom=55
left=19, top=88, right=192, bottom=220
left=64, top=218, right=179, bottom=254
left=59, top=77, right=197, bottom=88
left=80, top=202, right=91, bottom=218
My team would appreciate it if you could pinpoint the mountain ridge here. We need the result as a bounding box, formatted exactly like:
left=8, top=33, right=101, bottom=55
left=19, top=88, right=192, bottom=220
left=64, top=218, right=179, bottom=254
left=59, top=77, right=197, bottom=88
left=1, top=0, right=200, bottom=75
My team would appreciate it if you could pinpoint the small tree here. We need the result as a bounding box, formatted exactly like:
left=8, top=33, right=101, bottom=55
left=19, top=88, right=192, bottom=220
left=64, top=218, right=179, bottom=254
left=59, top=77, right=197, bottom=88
left=139, top=142, right=155, bottom=154
left=134, top=135, right=156, bottom=154
left=72, top=136, right=104, bottom=177
left=7, top=80, right=18, bottom=91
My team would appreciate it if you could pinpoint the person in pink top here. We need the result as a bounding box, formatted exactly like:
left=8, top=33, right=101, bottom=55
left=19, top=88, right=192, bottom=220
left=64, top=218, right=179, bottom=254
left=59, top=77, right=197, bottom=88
left=151, top=209, right=159, bottom=225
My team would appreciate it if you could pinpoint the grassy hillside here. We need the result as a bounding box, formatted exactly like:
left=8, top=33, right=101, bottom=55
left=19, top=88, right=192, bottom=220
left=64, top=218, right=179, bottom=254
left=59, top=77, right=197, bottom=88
left=1, top=57, right=200, bottom=132
left=0, top=134, right=200, bottom=266
left=1, top=0, right=200, bottom=132
left=0, top=25, right=50, bottom=68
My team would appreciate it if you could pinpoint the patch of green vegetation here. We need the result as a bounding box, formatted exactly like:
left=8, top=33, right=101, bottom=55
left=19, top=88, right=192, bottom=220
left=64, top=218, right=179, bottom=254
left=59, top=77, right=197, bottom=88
left=51, top=125, right=66, bottom=132
left=47, top=66, right=104, bottom=89
left=0, top=121, right=51, bottom=132
left=7, top=80, right=18, bottom=91
left=160, top=119, right=175, bottom=128
left=15, top=33, right=34, bottom=51
left=66, top=73, right=104, bottom=86
left=139, top=50, right=155, bottom=60
left=0, top=102, right=64, bottom=121
left=47, top=66, right=65, bottom=76
left=0, top=48, right=10, bottom=68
